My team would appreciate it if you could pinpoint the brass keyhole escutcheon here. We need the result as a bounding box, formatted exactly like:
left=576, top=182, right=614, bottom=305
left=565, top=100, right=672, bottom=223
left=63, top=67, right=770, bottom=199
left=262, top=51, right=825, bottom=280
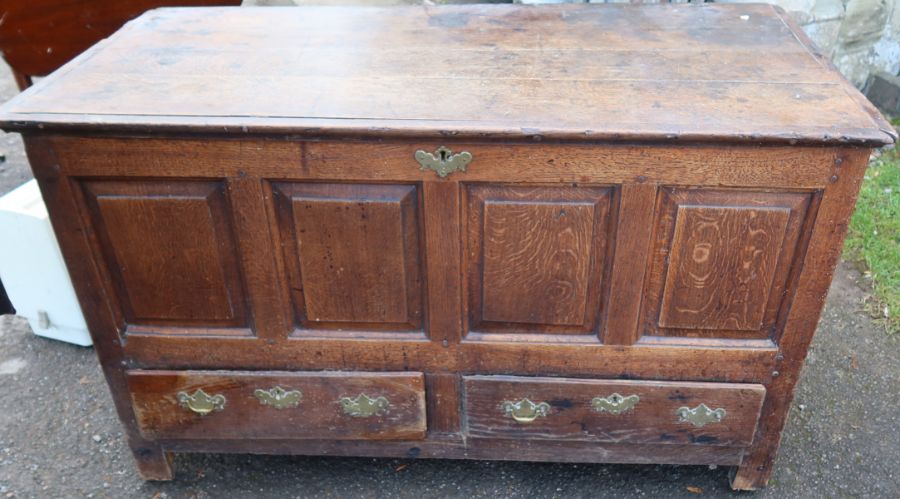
left=340, top=393, right=390, bottom=417
left=591, top=393, right=640, bottom=415
left=677, top=403, right=726, bottom=427
left=414, top=146, right=472, bottom=178
left=254, top=386, right=303, bottom=409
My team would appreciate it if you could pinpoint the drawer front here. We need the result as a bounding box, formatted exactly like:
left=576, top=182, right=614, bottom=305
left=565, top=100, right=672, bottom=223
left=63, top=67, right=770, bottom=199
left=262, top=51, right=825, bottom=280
left=464, top=376, right=765, bottom=447
left=128, top=370, right=426, bottom=440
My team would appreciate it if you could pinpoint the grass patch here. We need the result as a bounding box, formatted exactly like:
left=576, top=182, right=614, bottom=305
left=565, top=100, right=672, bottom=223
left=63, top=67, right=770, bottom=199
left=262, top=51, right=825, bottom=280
left=844, top=147, right=900, bottom=334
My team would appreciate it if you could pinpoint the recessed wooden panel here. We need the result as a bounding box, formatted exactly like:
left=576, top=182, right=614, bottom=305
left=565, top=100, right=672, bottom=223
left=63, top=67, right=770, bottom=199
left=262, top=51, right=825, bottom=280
left=466, top=185, right=612, bottom=335
left=81, top=180, right=247, bottom=329
left=272, top=183, right=423, bottom=332
left=643, top=189, right=815, bottom=340
left=659, top=206, right=790, bottom=331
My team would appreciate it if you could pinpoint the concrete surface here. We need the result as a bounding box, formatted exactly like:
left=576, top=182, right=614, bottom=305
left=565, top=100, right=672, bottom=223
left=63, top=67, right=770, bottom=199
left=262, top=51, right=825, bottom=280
left=0, top=65, right=29, bottom=198
left=0, top=264, right=897, bottom=498
left=0, top=60, right=898, bottom=498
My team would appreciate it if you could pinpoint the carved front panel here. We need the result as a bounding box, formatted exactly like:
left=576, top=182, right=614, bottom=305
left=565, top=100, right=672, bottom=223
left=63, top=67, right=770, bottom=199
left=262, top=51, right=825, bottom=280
left=81, top=180, right=247, bottom=330
left=465, top=184, right=612, bottom=336
left=271, top=183, right=424, bottom=333
left=643, top=189, right=815, bottom=340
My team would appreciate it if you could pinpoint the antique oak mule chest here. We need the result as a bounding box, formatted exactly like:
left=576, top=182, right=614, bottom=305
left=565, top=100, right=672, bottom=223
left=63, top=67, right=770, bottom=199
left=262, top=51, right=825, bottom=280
left=0, top=4, right=894, bottom=490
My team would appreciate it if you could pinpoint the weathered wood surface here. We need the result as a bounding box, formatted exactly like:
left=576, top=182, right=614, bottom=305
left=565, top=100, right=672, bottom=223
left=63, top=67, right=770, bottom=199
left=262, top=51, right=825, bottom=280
left=128, top=370, right=427, bottom=440
left=8, top=3, right=895, bottom=490
left=162, top=436, right=748, bottom=467
left=0, top=4, right=894, bottom=145
left=466, top=184, right=612, bottom=335
left=464, top=376, right=766, bottom=447
left=80, top=179, right=248, bottom=330
left=271, top=182, right=424, bottom=332
left=643, top=189, right=815, bottom=340
left=0, top=0, right=241, bottom=89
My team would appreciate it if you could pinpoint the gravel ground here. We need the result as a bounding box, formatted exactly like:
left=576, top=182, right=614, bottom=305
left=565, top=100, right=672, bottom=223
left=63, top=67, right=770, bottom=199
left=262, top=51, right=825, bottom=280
left=0, top=263, right=896, bottom=499
left=0, top=61, right=898, bottom=498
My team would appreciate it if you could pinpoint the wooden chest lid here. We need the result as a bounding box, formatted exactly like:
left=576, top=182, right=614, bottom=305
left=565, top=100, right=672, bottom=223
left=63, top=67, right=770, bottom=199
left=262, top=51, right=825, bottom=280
left=0, top=4, right=895, bottom=146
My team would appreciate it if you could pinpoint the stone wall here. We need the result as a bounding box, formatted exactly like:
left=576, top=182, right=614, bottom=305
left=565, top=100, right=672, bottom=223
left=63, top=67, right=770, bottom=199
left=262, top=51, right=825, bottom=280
left=246, top=0, right=899, bottom=89
left=720, top=0, right=899, bottom=88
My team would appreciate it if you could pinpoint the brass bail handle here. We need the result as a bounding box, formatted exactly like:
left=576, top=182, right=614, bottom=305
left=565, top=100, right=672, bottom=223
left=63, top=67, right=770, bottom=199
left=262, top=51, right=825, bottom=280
left=177, top=389, right=226, bottom=416
left=500, top=398, right=550, bottom=423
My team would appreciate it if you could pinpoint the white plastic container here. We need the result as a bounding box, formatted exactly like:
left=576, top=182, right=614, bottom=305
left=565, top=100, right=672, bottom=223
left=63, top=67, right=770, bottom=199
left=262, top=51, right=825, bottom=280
left=0, top=180, right=92, bottom=346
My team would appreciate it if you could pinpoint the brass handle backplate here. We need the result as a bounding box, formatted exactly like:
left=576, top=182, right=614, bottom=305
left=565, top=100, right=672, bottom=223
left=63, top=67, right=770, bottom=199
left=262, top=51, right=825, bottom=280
left=501, top=398, right=550, bottom=423
left=591, top=393, right=640, bottom=415
left=340, top=393, right=390, bottom=417
left=677, top=403, right=726, bottom=427
left=254, top=386, right=303, bottom=409
left=177, top=389, right=226, bottom=416
left=415, top=146, right=472, bottom=178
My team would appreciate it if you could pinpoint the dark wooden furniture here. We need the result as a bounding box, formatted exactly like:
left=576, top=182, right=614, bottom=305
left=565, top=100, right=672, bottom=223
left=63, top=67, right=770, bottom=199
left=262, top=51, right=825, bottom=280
left=0, top=4, right=893, bottom=490
left=0, top=280, right=12, bottom=315
left=0, top=0, right=241, bottom=90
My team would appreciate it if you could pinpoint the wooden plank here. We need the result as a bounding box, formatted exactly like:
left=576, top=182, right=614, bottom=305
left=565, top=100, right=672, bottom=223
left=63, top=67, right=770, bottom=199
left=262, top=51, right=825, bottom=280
left=226, top=176, right=288, bottom=340
left=422, top=181, right=462, bottom=345
left=603, top=183, right=657, bottom=345
left=49, top=137, right=842, bottom=189
left=425, top=373, right=461, bottom=434
left=162, top=436, right=748, bottom=467
left=121, top=334, right=777, bottom=383
left=0, top=4, right=892, bottom=146
left=128, top=370, right=427, bottom=441
left=463, top=376, right=765, bottom=447
left=86, top=47, right=835, bottom=83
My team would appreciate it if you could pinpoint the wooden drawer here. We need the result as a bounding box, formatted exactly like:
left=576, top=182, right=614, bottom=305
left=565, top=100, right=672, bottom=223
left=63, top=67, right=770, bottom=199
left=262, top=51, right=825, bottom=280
left=128, top=370, right=426, bottom=440
left=464, top=376, right=765, bottom=447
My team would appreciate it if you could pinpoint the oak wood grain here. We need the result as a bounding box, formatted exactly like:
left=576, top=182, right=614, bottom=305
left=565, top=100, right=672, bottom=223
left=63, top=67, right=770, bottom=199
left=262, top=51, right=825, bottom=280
left=464, top=376, right=765, bottom=447
left=603, top=183, right=657, bottom=345
left=425, top=373, right=461, bottom=434
left=121, top=334, right=778, bottom=383
left=643, top=189, right=813, bottom=340
left=730, top=149, right=872, bottom=490
left=48, top=137, right=843, bottom=189
left=271, top=182, right=424, bottom=332
left=6, top=3, right=894, bottom=488
left=162, top=436, right=747, bottom=467
left=659, top=205, right=790, bottom=331
left=0, top=5, right=893, bottom=146
left=80, top=179, right=248, bottom=330
left=128, top=370, right=427, bottom=441
left=465, top=184, right=611, bottom=335
left=422, top=181, right=462, bottom=345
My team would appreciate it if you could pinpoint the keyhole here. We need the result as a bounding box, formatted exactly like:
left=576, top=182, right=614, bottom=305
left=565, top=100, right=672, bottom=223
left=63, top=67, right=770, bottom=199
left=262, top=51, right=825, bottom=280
left=439, top=150, right=449, bottom=161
